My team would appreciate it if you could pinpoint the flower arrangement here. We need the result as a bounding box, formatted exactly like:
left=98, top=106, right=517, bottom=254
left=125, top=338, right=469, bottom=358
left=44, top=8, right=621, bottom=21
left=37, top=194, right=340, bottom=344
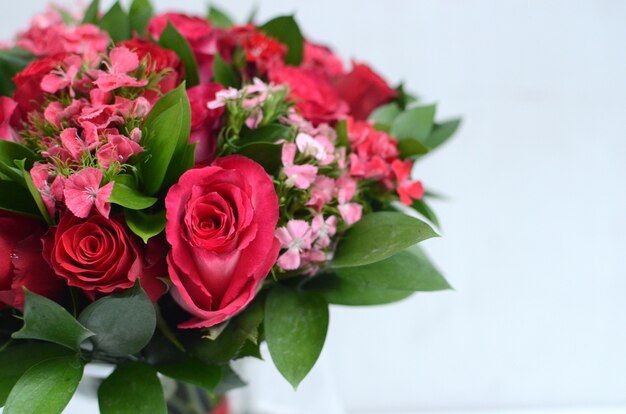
left=0, top=1, right=460, bottom=413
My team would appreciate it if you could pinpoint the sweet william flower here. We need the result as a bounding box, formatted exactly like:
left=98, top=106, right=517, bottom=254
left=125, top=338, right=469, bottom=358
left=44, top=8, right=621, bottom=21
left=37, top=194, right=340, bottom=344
left=63, top=168, right=114, bottom=218
left=392, top=159, right=424, bottom=205
left=275, top=220, right=314, bottom=270
left=0, top=97, right=19, bottom=142
left=40, top=54, right=82, bottom=97
left=94, top=47, right=149, bottom=92
left=165, top=155, right=280, bottom=328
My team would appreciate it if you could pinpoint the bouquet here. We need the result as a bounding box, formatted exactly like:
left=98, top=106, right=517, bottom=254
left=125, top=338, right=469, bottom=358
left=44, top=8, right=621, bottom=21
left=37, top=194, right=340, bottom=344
left=0, top=1, right=460, bottom=413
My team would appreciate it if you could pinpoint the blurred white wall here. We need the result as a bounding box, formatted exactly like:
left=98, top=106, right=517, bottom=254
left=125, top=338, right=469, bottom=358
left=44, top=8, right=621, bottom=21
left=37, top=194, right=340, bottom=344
left=2, top=0, right=625, bottom=412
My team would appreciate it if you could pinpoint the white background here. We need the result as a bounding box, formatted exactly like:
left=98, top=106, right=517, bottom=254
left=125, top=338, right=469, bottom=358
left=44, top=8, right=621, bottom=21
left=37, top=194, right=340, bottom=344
left=1, top=1, right=625, bottom=413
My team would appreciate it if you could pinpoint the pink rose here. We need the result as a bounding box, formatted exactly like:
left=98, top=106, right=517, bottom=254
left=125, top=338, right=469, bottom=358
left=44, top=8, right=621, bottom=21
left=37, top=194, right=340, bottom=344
left=187, top=83, right=225, bottom=165
left=302, top=42, right=345, bottom=78
left=165, top=156, right=280, bottom=328
left=335, top=62, right=397, bottom=121
left=269, top=66, right=348, bottom=125
left=0, top=211, right=65, bottom=310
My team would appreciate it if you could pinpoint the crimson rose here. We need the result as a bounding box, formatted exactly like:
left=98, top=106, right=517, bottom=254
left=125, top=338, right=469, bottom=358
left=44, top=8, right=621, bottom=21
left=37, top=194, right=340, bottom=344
left=165, top=156, right=280, bottom=328
left=335, top=62, right=397, bottom=121
left=43, top=213, right=165, bottom=301
left=0, top=211, right=64, bottom=309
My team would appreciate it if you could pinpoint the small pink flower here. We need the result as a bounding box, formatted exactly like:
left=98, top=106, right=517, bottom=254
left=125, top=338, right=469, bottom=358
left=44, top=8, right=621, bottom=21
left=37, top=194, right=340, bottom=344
left=44, top=100, right=84, bottom=129
left=97, top=134, right=143, bottom=168
left=275, top=220, right=313, bottom=270
left=63, top=168, right=114, bottom=218
left=306, top=176, right=335, bottom=211
left=335, top=175, right=358, bottom=204
left=207, top=87, right=239, bottom=109
left=281, top=142, right=297, bottom=167
left=392, top=159, right=424, bottom=205
left=94, top=47, right=149, bottom=92
left=59, top=124, right=100, bottom=160
left=0, top=97, right=19, bottom=142
left=296, top=132, right=328, bottom=162
left=284, top=164, right=318, bottom=190
left=338, top=203, right=363, bottom=225
left=311, top=215, right=337, bottom=248
left=40, top=55, right=82, bottom=97
left=245, top=109, right=263, bottom=129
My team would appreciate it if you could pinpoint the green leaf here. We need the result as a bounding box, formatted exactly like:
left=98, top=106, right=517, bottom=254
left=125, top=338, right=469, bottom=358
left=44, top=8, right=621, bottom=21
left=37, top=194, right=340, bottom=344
left=3, top=355, right=83, bottom=414
left=159, top=23, right=199, bottom=87
left=265, top=288, right=328, bottom=389
left=332, top=212, right=438, bottom=268
left=12, top=290, right=94, bottom=351
left=236, top=142, right=282, bottom=174
left=124, top=209, right=166, bottom=243
left=0, top=343, right=73, bottom=406
left=208, top=5, right=234, bottom=28
left=212, top=52, right=239, bottom=88
left=369, top=102, right=402, bottom=126
left=305, top=273, right=414, bottom=306
left=190, top=295, right=265, bottom=364
left=395, top=83, right=418, bottom=110
left=14, top=160, right=52, bottom=224
left=336, top=245, right=451, bottom=292
left=78, top=282, right=156, bottom=357
left=157, top=358, right=221, bottom=391
left=0, top=139, right=36, bottom=166
left=140, top=103, right=183, bottom=195
left=109, top=182, right=157, bottom=210
left=99, top=2, right=130, bottom=43
left=129, top=0, right=153, bottom=37
left=411, top=198, right=440, bottom=228
left=99, top=362, right=166, bottom=414
left=82, top=0, right=100, bottom=24
left=260, top=16, right=304, bottom=66
left=141, top=83, right=192, bottom=194
left=391, top=104, right=437, bottom=157
left=424, top=118, right=461, bottom=150
left=0, top=180, right=40, bottom=219
left=0, top=49, right=33, bottom=96
left=240, top=124, right=292, bottom=144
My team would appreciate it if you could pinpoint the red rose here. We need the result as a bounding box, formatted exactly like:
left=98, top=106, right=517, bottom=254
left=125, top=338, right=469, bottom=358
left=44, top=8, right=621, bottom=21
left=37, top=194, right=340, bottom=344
left=269, top=66, right=348, bottom=125
left=148, top=13, right=218, bottom=84
left=165, top=156, right=280, bottom=328
left=335, top=62, right=397, bottom=121
left=118, top=39, right=183, bottom=100
left=13, top=53, right=70, bottom=115
left=187, top=83, right=225, bottom=165
left=43, top=213, right=165, bottom=301
left=0, top=211, right=64, bottom=310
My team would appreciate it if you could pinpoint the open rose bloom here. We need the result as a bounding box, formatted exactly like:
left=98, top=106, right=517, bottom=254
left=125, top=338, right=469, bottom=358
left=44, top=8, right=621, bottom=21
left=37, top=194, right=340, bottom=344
left=0, top=2, right=460, bottom=413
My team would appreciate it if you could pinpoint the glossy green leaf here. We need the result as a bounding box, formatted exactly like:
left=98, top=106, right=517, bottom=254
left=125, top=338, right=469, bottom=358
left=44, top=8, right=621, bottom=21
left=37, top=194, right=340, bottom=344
left=157, top=358, right=221, bottom=391
left=208, top=5, right=234, bottom=28
left=240, top=124, right=292, bottom=144
left=265, top=288, right=328, bottom=389
left=411, top=198, right=440, bottom=228
left=0, top=343, right=73, bottom=406
left=124, top=209, right=166, bottom=243
left=0, top=49, right=33, bottom=96
left=305, top=273, right=414, bottom=306
left=336, top=245, right=451, bottom=292
left=369, top=102, right=402, bottom=126
left=12, top=290, right=94, bottom=350
left=159, top=23, right=199, bottom=87
left=332, top=212, right=438, bottom=268
left=260, top=16, right=304, bottom=65
left=0, top=180, right=40, bottom=218
left=3, top=355, right=83, bottom=414
left=129, top=0, right=153, bottom=37
left=237, top=142, right=282, bottom=174
left=391, top=104, right=437, bottom=157
left=140, top=102, right=183, bottom=195
left=82, top=0, right=100, bottom=24
left=109, top=182, right=157, bottom=210
left=99, top=362, right=166, bottom=414
left=99, top=2, right=130, bottom=43
left=78, top=282, right=156, bottom=357
left=212, top=52, right=240, bottom=88
left=424, top=118, right=461, bottom=150
left=0, top=139, right=36, bottom=166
